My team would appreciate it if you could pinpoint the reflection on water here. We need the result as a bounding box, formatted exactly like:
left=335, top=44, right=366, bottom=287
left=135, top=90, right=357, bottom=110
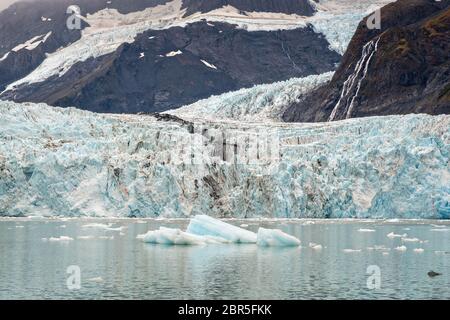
left=0, top=219, right=449, bottom=299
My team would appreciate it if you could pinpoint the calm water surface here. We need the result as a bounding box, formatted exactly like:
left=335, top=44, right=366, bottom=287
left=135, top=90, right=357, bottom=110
left=0, top=218, right=449, bottom=299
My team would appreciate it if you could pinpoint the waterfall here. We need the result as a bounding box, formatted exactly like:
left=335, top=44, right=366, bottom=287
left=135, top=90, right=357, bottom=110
left=328, top=36, right=381, bottom=121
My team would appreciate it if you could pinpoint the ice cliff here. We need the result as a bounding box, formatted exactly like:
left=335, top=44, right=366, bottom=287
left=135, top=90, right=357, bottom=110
left=0, top=101, right=448, bottom=218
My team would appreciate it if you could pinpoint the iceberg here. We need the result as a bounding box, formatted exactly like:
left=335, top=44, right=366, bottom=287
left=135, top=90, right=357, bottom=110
left=139, top=227, right=229, bottom=245
left=256, top=228, right=300, bottom=247
left=187, top=215, right=257, bottom=243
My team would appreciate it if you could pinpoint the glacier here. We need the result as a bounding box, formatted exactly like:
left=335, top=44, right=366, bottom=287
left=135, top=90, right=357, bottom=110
left=0, top=100, right=449, bottom=219
left=168, top=72, right=333, bottom=122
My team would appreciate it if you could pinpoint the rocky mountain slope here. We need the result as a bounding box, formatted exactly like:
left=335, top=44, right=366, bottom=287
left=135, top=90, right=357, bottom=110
left=283, top=0, right=450, bottom=122
left=0, top=0, right=389, bottom=113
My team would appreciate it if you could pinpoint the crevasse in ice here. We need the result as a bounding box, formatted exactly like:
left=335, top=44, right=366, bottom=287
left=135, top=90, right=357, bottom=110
left=0, top=101, right=448, bottom=218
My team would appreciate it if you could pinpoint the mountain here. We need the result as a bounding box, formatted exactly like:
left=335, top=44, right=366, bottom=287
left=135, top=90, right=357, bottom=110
left=0, top=0, right=334, bottom=113
left=283, top=0, right=450, bottom=122
left=0, top=0, right=387, bottom=114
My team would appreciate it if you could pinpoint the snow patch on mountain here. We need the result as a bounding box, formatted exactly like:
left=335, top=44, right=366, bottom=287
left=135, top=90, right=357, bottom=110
left=168, top=72, right=333, bottom=122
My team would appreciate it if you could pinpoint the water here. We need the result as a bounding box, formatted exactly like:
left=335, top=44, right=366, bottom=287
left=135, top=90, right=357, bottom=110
left=0, top=218, right=449, bottom=300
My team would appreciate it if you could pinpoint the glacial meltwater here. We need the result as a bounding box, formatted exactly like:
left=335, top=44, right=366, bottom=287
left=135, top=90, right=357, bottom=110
left=0, top=218, right=449, bottom=300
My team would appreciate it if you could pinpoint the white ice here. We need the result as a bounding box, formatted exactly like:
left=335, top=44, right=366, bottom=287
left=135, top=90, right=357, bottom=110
left=187, top=215, right=257, bottom=243
left=139, top=227, right=229, bottom=245
left=256, top=228, right=300, bottom=247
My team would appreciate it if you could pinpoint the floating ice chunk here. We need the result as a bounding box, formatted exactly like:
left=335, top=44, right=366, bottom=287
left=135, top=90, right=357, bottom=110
left=87, top=277, right=104, bottom=282
left=140, top=227, right=228, bottom=245
left=187, top=215, right=257, bottom=243
left=256, top=228, right=300, bottom=247
left=358, top=228, right=375, bottom=233
left=430, top=228, right=450, bottom=232
left=309, top=242, right=323, bottom=250
left=82, top=223, right=112, bottom=229
left=303, top=221, right=315, bottom=225
left=387, top=232, right=407, bottom=239
left=240, top=224, right=249, bottom=228
left=395, top=245, right=407, bottom=252
left=15, top=225, right=24, bottom=228
left=77, top=235, right=95, bottom=240
left=402, top=237, right=420, bottom=243
left=413, top=248, right=424, bottom=253
left=343, top=249, right=362, bottom=253
left=59, top=225, right=67, bottom=228
left=98, top=236, right=114, bottom=240
left=48, top=236, right=74, bottom=242
left=382, top=252, right=389, bottom=256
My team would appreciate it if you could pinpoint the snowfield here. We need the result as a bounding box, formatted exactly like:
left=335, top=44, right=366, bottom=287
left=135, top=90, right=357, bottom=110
left=0, top=101, right=448, bottom=219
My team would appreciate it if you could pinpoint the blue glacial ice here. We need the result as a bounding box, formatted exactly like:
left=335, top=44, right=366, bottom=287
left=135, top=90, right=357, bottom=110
left=0, top=100, right=449, bottom=219
left=256, top=228, right=300, bottom=247
left=187, top=215, right=257, bottom=243
left=138, top=226, right=230, bottom=245
left=138, top=216, right=299, bottom=246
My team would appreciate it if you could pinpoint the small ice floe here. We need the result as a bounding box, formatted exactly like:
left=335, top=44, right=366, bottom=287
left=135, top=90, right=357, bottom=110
left=87, top=277, right=104, bottom=283
left=119, top=232, right=125, bottom=236
left=395, top=245, right=407, bottom=252
left=47, top=236, right=74, bottom=242
left=165, top=50, right=182, bottom=57
left=139, top=227, right=228, bottom=245
left=402, top=237, right=420, bottom=243
left=98, top=236, right=114, bottom=240
left=386, top=219, right=400, bottom=223
left=82, top=223, right=112, bottom=229
left=430, top=228, right=450, bottom=232
left=387, top=232, right=407, bottom=239
left=240, top=224, right=249, bottom=228
left=303, top=221, right=315, bottom=225
left=187, top=215, right=257, bottom=243
left=367, top=245, right=390, bottom=252
left=256, top=228, right=300, bottom=247
left=148, top=36, right=155, bottom=40
left=77, top=235, right=95, bottom=240
left=15, top=225, right=24, bottom=228
left=343, top=249, right=362, bottom=253
left=382, top=252, right=389, bottom=256
left=58, top=225, right=67, bottom=228
left=309, top=242, right=323, bottom=250
left=82, top=223, right=123, bottom=232
left=136, top=220, right=147, bottom=224
left=413, top=248, right=425, bottom=254
left=403, top=228, right=411, bottom=231
left=358, top=228, right=376, bottom=233
left=139, top=52, right=145, bottom=59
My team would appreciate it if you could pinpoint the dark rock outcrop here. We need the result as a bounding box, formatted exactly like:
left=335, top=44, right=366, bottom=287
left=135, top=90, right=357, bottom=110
left=2, top=21, right=340, bottom=114
left=283, top=0, right=450, bottom=122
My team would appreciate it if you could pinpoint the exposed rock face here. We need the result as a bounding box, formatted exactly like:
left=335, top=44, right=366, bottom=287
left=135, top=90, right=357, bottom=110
left=181, top=0, right=316, bottom=16
left=0, top=0, right=336, bottom=114
left=2, top=21, right=339, bottom=114
left=283, top=0, right=450, bottom=122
